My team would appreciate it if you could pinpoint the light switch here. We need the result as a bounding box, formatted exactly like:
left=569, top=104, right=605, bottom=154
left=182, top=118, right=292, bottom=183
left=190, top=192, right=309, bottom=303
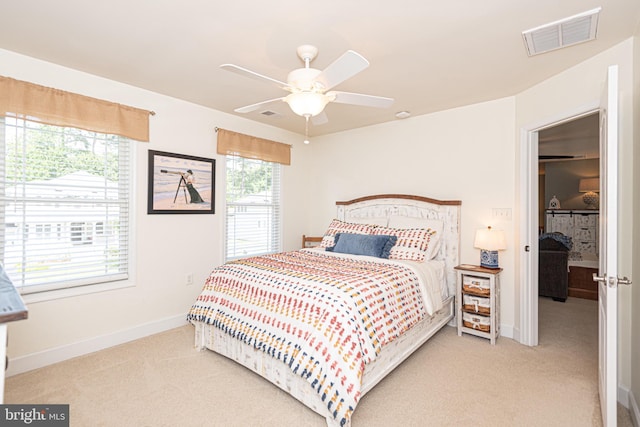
left=492, top=208, right=512, bottom=221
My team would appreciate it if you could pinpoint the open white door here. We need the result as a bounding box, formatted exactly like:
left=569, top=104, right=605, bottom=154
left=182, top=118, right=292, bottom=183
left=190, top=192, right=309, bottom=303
left=520, top=129, right=539, bottom=346
left=596, top=64, right=619, bottom=427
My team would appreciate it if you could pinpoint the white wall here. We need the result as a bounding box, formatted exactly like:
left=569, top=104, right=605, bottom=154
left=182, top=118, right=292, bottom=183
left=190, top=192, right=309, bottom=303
left=543, top=159, right=599, bottom=210
left=0, top=48, right=313, bottom=373
left=305, top=97, right=518, bottom=336
left=515, top=38, right=635, bottom=404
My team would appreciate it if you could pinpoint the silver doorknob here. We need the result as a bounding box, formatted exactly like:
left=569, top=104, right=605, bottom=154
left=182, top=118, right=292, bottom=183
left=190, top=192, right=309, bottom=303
left=592, top=273, right=633, bottom=287
left=618, top=276, right=632, bottom=286
left=592, top=274, right=616, bottom=288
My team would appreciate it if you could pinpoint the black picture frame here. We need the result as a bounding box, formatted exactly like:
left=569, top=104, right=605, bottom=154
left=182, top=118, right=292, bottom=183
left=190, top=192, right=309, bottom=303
left=147, top=150, right=215, bottom=214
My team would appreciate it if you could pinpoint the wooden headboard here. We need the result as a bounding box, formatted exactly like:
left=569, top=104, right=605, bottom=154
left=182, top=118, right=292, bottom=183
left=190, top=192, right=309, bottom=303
left=336, top=194, right=462, bottom=295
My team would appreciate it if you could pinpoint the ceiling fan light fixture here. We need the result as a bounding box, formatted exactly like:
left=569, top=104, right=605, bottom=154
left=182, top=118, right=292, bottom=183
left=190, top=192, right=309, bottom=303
left=285, top=92, right=330, bottom=117
left=222, top=45, right=394, bottom=125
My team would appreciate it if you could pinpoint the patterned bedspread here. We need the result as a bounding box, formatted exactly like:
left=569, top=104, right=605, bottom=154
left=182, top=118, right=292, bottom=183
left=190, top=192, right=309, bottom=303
left=187, top=249, right=433, bottom=426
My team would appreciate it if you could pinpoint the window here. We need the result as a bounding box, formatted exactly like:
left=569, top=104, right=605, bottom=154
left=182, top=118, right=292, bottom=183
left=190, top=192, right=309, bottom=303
left=225, top=155, right=281, bottom=261
left=0, top=116, right=131, bottom=295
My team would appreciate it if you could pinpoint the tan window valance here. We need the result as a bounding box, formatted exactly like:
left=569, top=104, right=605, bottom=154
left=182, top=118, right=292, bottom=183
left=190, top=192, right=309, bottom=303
left=0, top=76, right=152, bottom=142
left=216, top=128, right=291, bottom=165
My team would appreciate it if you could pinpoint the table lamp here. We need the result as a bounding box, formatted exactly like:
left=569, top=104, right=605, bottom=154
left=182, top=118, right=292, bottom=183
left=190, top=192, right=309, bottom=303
left=474, top=226, right=507, bottom=269
left=578, top=177, right=599, bottom=209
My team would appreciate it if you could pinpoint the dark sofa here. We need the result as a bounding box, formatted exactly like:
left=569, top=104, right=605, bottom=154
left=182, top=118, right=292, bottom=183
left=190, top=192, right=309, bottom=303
left=538, top=233, right=572, bottom=302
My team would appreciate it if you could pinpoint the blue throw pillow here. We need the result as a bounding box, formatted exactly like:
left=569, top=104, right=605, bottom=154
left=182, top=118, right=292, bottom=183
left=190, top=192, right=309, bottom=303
left=326, top=233, right=397, bottom=258
left=379, top=235, right=398, bottom=259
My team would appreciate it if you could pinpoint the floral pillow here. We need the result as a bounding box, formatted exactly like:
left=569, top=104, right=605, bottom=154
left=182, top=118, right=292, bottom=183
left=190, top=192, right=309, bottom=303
left=319, top=219, right=378, bottom=248
left=372, top=226, right=437, bottom=262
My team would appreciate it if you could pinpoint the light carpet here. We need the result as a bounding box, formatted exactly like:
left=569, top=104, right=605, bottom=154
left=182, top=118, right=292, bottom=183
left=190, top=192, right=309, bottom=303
left=6, top=297, right=633, bottom=426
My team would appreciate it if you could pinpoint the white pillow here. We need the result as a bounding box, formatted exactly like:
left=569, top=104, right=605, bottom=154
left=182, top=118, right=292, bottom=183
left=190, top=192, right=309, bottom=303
left=387, top=216, right=444, bottom=260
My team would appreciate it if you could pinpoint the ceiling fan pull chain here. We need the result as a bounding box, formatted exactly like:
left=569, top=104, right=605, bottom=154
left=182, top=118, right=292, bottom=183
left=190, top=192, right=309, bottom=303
left=304, top=116, right=310, bottom=145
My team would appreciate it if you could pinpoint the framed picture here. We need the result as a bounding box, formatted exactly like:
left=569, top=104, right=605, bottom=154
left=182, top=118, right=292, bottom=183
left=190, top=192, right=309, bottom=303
left=147, top=150, right=215, bottom=214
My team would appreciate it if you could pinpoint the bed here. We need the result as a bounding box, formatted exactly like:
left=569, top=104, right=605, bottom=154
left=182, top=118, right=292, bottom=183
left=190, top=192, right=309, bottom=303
left=188, top=194, right=461, bottom=426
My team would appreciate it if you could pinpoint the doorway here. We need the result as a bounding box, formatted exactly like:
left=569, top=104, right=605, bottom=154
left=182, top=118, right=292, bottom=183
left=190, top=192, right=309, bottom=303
left=519, top=106, right=600, bottom=347
left=537, top=112, right=600, bottom=343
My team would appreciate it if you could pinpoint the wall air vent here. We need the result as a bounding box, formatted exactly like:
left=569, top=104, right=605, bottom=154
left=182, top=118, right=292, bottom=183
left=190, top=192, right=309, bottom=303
left=522, top=7, right=601, bottom=56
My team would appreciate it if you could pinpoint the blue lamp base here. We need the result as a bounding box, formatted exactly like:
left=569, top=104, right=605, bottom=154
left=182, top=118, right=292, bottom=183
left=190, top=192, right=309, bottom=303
left=480, top=249, right=500, bottom=269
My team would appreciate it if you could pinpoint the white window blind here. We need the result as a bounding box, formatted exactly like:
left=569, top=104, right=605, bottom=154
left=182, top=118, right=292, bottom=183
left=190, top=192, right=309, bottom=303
left=0, top=116, right=131, bottom=294
left=225, top=155, right=281, bottom=261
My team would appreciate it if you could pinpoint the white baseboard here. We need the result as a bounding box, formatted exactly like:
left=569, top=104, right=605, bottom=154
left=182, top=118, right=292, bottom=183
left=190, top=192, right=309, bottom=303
left=629, top=389, right=639, bottom=427
left=620, top=384, right=630, bottom=407
left=511, top=325, right=520, bottom=343
left=6, top=314, right=188, bottom=377
left=500, top=324, right=514, bottom=340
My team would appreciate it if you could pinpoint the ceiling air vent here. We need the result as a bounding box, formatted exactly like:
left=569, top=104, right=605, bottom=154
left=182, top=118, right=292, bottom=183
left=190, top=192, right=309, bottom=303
left=260, top=110, right=280, bottom=117
left=522, top=7, right=601, bottom=56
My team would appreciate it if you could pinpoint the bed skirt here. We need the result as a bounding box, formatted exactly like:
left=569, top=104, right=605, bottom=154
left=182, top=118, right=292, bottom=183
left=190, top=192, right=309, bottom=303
left=193, top=295, right=455, bottom=427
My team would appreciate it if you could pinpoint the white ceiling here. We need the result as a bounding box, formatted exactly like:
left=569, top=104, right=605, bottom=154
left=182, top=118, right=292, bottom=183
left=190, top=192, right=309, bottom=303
left=1, top=1, right=639, bottom=138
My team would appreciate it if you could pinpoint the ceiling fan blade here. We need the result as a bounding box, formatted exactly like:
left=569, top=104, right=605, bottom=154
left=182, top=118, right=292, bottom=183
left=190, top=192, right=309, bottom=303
left=329, top=91, right=394, bottom=108
left=311, top=111, right=328, bottom=126
left=314, top=50, right=369, bottom=91
left=220, top=64, right=289, bottom=90
left=234, top=97, right=285, bottom=114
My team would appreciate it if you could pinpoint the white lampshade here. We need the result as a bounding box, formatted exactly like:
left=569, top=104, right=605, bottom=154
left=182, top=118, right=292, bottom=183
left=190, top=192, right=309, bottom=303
left=474, top=226, right=507, bottom=251
left=579, top=177, right=599, bottom=193
left=285, top=92, right=330, bottom=117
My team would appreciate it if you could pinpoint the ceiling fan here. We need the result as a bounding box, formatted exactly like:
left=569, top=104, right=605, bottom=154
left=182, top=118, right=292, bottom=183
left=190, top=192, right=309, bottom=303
left=220, top=45, right=394, bottom=126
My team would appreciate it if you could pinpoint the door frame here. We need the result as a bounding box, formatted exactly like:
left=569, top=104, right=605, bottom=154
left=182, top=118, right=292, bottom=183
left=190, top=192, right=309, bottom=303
left=519, top=102, right=600, bottom=346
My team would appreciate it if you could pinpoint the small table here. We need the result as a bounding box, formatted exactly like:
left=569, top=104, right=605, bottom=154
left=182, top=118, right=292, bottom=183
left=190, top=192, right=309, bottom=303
left=455, top=264, right=501, bottom=345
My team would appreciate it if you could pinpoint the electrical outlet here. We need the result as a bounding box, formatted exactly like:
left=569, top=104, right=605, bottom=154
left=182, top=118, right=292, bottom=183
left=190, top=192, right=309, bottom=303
left=492, top=208, right=512, bottom=221
left=186, top=273, right=194, bottom=286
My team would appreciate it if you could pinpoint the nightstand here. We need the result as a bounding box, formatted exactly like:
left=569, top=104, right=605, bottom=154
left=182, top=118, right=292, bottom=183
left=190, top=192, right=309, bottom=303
left=455, top=264, right=501, bottom=345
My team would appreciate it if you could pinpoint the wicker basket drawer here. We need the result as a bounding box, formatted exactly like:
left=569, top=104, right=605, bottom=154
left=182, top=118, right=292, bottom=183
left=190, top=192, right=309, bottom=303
left=463, top=312, right=490, bottom=332
left=462, top=275, right=490, bottom=296
left=462, top=294, right=490, bottom=315
left=574, top=214, right=597, bottom=227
